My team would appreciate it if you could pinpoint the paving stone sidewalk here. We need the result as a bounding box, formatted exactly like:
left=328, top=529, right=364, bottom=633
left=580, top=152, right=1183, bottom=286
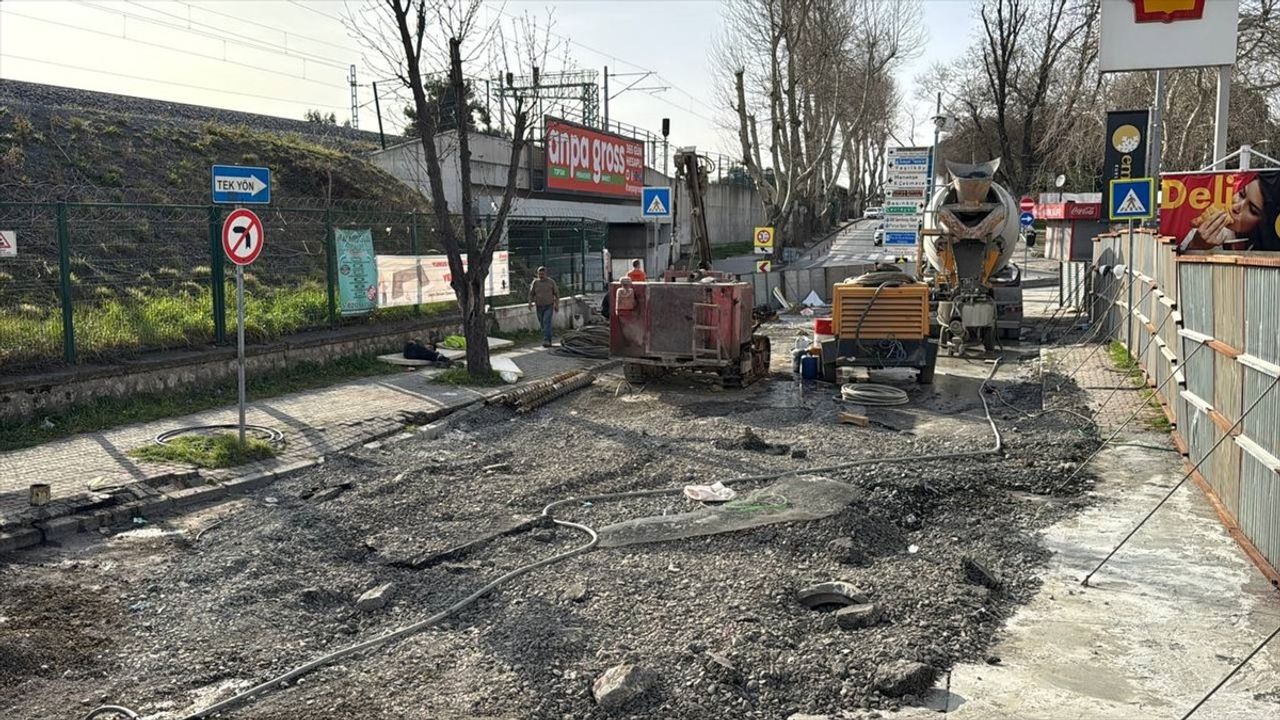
left=0, top=347, right=599, bottom=519
left=1021, top=275, right=1157, bottom=434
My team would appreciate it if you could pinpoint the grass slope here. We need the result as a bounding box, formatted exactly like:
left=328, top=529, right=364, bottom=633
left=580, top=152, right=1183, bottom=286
left=0, top=105, right=437, bottom=373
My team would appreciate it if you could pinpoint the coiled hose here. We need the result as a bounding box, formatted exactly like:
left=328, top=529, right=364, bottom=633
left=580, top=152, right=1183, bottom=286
left=840, top=383, right=910, bottom=406
left=552, top=325, right=611, bottom=359
left=87, top=359, right=1006, bottom=720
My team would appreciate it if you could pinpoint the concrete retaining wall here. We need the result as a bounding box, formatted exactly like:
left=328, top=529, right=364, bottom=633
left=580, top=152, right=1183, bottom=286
left=0, top=299, right=583, bottom=421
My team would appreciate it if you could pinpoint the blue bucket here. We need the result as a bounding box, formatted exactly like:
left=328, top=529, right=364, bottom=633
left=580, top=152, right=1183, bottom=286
left=800, top=355, right=819, bottom=380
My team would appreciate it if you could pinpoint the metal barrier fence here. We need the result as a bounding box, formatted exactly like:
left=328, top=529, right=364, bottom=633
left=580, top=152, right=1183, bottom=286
left=735, top=262, right=878, bottom=307
left=0, top=201, right=604, bottom=376
left=1092, top=229, right=1280, bottom=580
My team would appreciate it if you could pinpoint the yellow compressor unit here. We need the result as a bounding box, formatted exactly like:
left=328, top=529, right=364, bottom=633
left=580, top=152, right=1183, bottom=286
left=819, top=270, right=938, bottom=384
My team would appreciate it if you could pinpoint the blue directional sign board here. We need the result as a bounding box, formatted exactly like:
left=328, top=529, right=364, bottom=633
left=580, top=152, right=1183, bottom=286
left=211, top=165, right=271, bottom=205
left=641, top=186, right=671, bottom=218
left=1020, top=211, right=1035, bottom=228
left=885, top=231, right=917, bottom=246
left=1108, top=177, right=1154, bottom=221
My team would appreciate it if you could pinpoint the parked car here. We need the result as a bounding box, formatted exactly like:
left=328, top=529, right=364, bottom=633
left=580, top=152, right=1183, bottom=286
left=864, top=206, right=883, bottom=220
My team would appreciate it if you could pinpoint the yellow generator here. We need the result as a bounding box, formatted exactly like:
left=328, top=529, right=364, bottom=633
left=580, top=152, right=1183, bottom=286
left=819, top=269, right=938, bottom=384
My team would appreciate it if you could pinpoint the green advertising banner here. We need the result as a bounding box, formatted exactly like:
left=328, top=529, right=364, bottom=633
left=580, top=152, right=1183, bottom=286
left=335, top=228, right=377, bottom=316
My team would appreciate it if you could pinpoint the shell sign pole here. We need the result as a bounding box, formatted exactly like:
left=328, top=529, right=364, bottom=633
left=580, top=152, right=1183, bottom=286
left=1099, top=0, right=1239, bottom=173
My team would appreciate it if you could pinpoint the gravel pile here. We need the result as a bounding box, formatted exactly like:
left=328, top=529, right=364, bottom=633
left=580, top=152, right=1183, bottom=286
left=0, top=360, right=1099, bottom=719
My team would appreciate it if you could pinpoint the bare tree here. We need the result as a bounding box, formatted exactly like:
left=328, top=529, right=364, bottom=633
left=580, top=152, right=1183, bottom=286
left=717, top=0, right=921, bottom=251
left=351, top=0, right=548, bottom=375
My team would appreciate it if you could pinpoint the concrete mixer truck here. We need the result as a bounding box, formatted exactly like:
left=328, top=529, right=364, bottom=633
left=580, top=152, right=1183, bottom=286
left=922, top=158, right=1022, bottom=354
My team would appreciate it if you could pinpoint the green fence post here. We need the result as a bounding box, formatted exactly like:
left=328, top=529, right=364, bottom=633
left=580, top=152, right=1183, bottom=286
left=324, top=208, right=338, bottom=327
left=541, top=216, right=549, bottom=269
left=579, top=220, right=587, bottom=292
left=55, top=202, right=75, bottom=364
left=209, top=205, right=226, bottom=344
left=409, top=211, right=420, bottom=315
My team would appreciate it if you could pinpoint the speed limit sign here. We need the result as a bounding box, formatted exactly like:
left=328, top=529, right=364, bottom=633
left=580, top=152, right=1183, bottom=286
left=753, top=226, right=775, bottom=255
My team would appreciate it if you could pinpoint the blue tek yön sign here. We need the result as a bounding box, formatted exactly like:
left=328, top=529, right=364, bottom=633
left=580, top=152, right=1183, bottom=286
left=1108, top=177, right=1155, bottom=221
left=1020, top=211, right=1035, bottom=228
left=212, top=165, right=272, bottom=205
left=641, top=187, right=672, bottom=218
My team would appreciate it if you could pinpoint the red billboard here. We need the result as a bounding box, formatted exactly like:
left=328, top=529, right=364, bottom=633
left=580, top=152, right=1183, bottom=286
left=544, top=117, right=644, bottom=199
left=1161, top=170, right=1280, bottom=251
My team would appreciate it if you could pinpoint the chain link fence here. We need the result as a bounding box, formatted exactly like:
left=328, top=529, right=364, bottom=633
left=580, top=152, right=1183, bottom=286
left=0, top=201, right=605, bottom=376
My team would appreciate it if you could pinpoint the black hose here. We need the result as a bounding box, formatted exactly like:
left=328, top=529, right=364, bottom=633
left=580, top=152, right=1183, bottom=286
left=552, top=325, right=611, bottom=359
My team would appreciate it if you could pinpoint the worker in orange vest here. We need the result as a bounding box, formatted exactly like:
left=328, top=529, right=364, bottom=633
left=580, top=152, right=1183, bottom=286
left=626, top=259, right=647, bottom=282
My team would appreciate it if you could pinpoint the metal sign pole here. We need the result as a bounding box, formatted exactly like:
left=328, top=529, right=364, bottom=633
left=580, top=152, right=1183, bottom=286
left=236, top=263, right=246, bottom=446
left=1127, top=220, right=1135, bottom=355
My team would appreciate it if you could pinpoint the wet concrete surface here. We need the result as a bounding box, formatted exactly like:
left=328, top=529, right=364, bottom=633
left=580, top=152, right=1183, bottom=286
left=895, top=438, right=1280, bottom=720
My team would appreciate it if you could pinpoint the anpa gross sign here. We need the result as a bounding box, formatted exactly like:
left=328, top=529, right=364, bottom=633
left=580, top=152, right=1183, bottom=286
left=544, top=117, right=644, bottom=199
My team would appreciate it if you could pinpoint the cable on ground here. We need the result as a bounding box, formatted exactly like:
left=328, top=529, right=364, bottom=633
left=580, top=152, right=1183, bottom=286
left=1081, top=372, right=1280, bottom=587
left=552, top=325, right=611, bottom=359
left=1178, top=622, right=1280, bottom=719
left=88, top=361, right=1009, bottom=720
left=155, top=424, right=285, bottom=446
left=1055, top=340, right=1208, bottom=492
left=840, top=383, right=910, bottom=406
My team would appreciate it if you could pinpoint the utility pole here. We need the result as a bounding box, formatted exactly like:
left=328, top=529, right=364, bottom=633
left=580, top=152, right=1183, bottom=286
left=1212, top=66, right=1231, bottom=169
left=662, top=118, right=670, bottom=177
left=349, top=64, right=359, bottom=130
left=372, top=81, right=386, bottom=149
left=603, top=65, right=609, bottom=130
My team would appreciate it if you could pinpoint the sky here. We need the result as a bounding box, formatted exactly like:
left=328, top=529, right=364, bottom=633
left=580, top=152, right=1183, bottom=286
left=0, top=0, right=979, bottom=157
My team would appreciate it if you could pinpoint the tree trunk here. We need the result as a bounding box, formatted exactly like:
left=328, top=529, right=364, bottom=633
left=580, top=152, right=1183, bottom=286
left=459, top=277, right=491, bottom=374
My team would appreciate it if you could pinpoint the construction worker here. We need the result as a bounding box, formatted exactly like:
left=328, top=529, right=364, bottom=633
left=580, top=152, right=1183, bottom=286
left=527, top=266, right=559, bottom=347
left=626, top=259, right=647, bottom=282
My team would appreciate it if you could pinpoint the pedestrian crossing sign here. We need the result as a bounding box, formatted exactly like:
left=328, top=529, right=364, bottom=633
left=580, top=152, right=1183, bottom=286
left=1108, top=177, right=1155, bottom=221
left=641, top=186, right=672, bottom=218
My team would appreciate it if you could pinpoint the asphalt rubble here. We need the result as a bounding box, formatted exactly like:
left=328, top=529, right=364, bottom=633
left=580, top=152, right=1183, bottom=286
left=0, top=356, right=1101, bottom=720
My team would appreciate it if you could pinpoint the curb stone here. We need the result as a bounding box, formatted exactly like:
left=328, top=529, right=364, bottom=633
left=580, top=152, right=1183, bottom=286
left=0, top=457, right=323, bottom=554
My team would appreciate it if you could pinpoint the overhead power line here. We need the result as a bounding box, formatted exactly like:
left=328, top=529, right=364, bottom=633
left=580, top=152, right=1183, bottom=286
left=166, top=0, right=355, bottom=53
left=0, top=53, right=349, bottom=112
left=76, top=0, right=355, bottom=72
left=491, top=5, right=717, bottom=117
left=2, top=9, right=349, bottom=89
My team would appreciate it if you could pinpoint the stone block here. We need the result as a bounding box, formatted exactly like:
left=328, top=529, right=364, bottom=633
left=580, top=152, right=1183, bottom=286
left=0, top=528, right=41, bottom=553
left=166, top=485, right=226, bottom=508
left=356, top=582, right=395, bottom=612
left=37, top=515, right=83, bottom=541
left=592, top=663, right=654, bottom=709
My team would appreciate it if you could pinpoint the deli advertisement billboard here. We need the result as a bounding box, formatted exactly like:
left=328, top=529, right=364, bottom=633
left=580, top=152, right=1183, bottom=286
left=544, top=117, right=644, bottom=199
left=1162, top=170, right=1280, bottom=252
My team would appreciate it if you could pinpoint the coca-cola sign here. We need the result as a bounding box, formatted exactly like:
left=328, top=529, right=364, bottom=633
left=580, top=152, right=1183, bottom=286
left=1035, top=202, right=1102, bottom=221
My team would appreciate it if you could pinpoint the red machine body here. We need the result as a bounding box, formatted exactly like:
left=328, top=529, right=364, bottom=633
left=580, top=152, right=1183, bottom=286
left=609, top=280, right=770, bottom=386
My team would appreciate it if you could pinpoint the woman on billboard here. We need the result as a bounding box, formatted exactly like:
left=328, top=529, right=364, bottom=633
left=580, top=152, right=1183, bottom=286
left=1181, top=171, right=1280, bottom=251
